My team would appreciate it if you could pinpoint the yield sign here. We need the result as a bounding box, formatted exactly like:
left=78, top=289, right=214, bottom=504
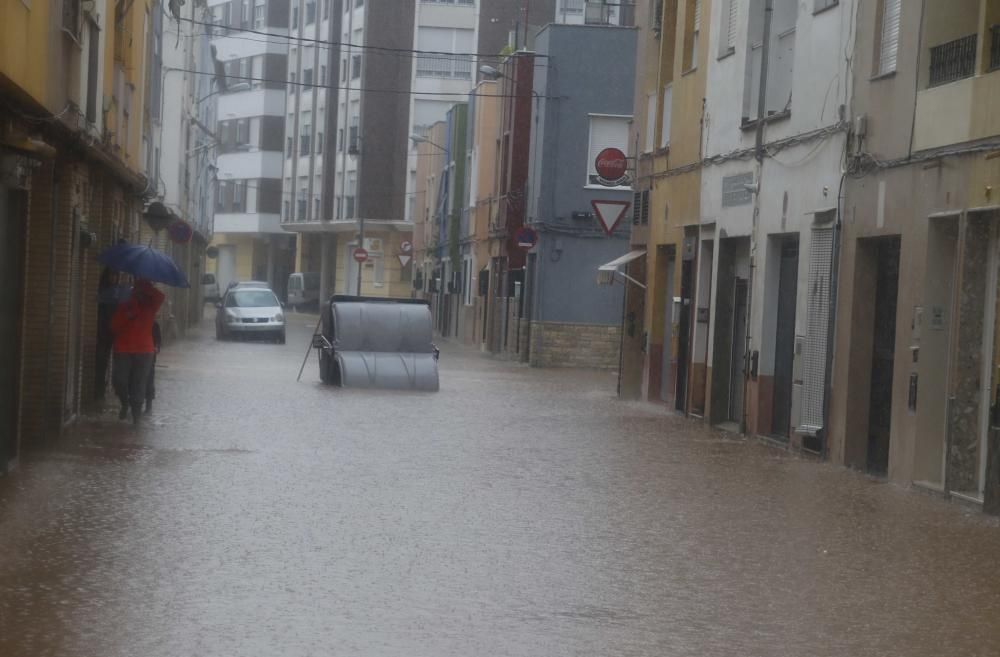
left=398, top=254, right=412, bottom=267
left=591, top=200, right=631, bottom=237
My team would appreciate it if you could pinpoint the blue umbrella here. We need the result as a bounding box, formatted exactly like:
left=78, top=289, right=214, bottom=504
left=97, top=243, right=190, bottom=288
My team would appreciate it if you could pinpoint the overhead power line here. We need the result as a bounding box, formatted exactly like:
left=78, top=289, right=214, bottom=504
left=177, top=14, right=549, bottom=59
left=166, top=67, right=558, bottom=99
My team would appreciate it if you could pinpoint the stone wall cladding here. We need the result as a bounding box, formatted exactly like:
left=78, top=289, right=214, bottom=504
left=529, top=321, right=621, bottom=369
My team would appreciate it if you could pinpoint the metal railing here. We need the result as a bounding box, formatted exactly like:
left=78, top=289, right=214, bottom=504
left=415, top=55, right=473, bottom=80
left=991, top=25, right=1000, bottom=72
left=929, top=33, right=977, bottom=87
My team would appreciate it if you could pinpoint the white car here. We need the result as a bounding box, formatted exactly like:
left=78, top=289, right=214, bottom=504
left=215, top=286, right=286, bottom=343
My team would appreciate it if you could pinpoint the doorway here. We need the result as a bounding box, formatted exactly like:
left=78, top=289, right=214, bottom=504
left=64, top=208, right=83, bottom=422
left=216, top=245, right=236, bottom=293
left=866, top=238, right=901, bottom=475
left=772, top=238, right=799, bottom=438
left=659, top=252, right=675, bottom=403
left=675, top=256, right=694, bottom=413
left=729, top=278, right=749, bottom=424
left=0, top=184, right=26, bottom=471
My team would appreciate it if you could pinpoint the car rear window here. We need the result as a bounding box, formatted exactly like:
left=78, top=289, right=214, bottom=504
left=225, top=290, right=279, bottom=308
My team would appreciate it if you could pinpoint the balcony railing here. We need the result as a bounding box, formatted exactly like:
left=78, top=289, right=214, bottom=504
left=991, top=25, right=1000, bottom=72
left=415, top=55, right=473, bottom=80
left=929, top=33, right=977, bottom=87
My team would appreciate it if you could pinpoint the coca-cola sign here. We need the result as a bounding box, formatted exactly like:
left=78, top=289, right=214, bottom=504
left=594, top=147, right=629, bottom=186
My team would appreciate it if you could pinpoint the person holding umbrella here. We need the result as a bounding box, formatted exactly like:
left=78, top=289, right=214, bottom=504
left=98, top=240, right=188, bottom=423
left=110, top=279, right=165, bottom=423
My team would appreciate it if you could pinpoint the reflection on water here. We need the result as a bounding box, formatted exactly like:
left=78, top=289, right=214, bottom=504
left=1, top=323, right=999, bottom=657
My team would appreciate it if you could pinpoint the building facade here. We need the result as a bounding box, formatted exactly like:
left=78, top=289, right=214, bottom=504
left=829, top=0, right=1000, bottom=512
left=281, top=0, right=415, bottom=302
left=1, top=0, right=151, bottom=470
left=525, top=22, right=636, bottom=369
left=207, top=0, right=293, bottom=298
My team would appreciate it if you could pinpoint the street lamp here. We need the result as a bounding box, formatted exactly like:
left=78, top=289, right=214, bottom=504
left=409, top=134, right=448, bottom=153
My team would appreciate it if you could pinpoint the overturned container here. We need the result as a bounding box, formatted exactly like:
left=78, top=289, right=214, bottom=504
left=312, top=295, right=440, bottom=391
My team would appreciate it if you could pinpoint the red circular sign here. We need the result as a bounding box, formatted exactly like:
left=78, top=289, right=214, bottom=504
left=353, top=247, right=369, bottom=263
left=595, top=147, right=628, bottom=182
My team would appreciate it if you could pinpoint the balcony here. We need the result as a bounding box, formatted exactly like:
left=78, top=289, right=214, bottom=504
left=928, top=34, right=977, bottom=87
left=415, top=55, right=473, bottom=80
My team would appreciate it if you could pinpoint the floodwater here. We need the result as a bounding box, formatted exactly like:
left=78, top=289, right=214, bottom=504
left=1, top=317, right=999, bottom=657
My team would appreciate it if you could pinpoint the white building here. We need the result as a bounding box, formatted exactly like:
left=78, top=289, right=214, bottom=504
left=698, top=0, right=853, bottom=444
left=208, top=0, right=294, bottom=298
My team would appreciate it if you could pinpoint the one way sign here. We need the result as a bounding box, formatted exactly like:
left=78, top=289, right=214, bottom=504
left=591, top=200, right=631, bottom=237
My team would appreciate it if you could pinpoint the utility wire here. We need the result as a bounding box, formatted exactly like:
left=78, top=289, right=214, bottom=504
left=177, top=14, right=549, bottom=59
left=166, top=66, right=559, bottom=99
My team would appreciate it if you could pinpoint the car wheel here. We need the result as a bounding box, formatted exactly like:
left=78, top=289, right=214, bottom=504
left=319, top=351, right=332, bottom=384
left=277, top=331, right=286, bottom=345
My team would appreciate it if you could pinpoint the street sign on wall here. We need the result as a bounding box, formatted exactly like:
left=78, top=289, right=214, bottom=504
left=514, top=226, right=538, bottom=251
left=591, top=200, right=631, bottom=237
left=594, top=147, right=630, bottom=187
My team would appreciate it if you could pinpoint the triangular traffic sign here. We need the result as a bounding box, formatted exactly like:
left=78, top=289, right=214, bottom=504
left=591, top=200, right=631, bottom=237
left=398, top=254, right=412, bottom=267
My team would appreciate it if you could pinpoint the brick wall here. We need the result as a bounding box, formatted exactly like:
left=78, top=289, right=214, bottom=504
left=529, top=321, right=622, bottom=370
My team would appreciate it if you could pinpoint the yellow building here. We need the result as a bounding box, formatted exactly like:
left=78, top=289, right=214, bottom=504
left=623, top=0, right=710, bottom=412
left=1, top=0, right=151, bottom=469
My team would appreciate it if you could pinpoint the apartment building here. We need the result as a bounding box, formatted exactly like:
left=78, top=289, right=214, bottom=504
left=1, top=0, right=151, bottom=469
left=207, top=0, right=293, bottom=298
left=282, top=0, right=415, bottom=302
left=828, top=0, right=1000, bottom=512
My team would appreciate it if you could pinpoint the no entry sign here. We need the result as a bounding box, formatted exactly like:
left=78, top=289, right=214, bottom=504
left=514, top=226, right=538, bottom=251
left=353, top=247, right=369, bottom=263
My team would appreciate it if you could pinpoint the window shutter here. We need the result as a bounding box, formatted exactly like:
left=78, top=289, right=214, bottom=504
left=645, top=93, right=656, bottom=153
left=726, top=0, right=738, bottom=50
left=878, top=0, right=901, bottom=75
left=694, top=0, right=702, bottom=30
left=660, top=85, right=672, bottom=149
left=799, top=227, right=835, bottom=433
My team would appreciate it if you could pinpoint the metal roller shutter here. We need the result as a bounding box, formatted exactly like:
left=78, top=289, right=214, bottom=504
left=799, top=227, right=834, bottom=433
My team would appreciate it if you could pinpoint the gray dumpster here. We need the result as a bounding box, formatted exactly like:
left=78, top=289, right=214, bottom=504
left=312, top=295, right=439, bottom=391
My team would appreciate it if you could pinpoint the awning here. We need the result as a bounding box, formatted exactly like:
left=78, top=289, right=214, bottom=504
left=598, top=250, right=646, bottom=272
left=597, top=250, right=646, bottom=288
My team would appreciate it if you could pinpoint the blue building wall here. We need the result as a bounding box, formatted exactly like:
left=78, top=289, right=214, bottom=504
left=527, top=23, right=637, bottom=328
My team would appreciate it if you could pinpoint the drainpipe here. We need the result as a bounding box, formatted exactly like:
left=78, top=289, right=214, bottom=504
left=742, top=0, right=773, bottom=435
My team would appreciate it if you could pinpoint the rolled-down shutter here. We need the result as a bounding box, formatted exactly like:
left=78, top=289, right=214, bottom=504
left=878, top=0, right=901, bottom=75
left=799, top=227, right=835, bottom=433
left=726, top=0, right=738, bottom=51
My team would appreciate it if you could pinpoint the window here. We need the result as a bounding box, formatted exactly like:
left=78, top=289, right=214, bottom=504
left=351, top=55, right=361, bottom=79
left=233, top=180, right=246, bottom=212
left=300, top=112, right=312, bottom=155
left=316, top=132, right=323, bottom=154
left=306, top=0, right=316, bottom=24
left=320, top=65, right=327, bottom=84
left=644, top=93, right=656, bottom=153
left=349, top=114, right=359, bottom=153
left=241, top=0, right=249, bottom=25
left=292, top=2, right=299, bottom=28
left=236, top=118, right=250, bottom=146
left=586, top=115, right=631, bottom=187
left=338, top=128, right=344, bottom=151
left=254, top=2, right=265, bottom=29
left=719, top=0, right=738, bottom=57
left=875, top=0, right=901, bottom=76
left=284, top=200, right=291, bottom=221
left=415, top=27, right=475, bottom=79
left=683, top=0, right=701, bottom=71
left=303, top=68, right=314, bottom=86
left=297, top=197, right=307, bottom=220
left=314, top=197, right=321, bottom=219
left=341, top=59, right=347, bottom=82
left=660, top=85, right=672, bottom=148
left=286, top=136, right=293, bottom=157
left=743, top=0, right=797, bottom=122
left=324, top=0, right=330, bottom=19
left=290, top=71, right=297, bottom=94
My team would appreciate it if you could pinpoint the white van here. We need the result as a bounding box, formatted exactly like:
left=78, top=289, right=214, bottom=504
left=287, top=272, right=320, bottom=310
left=201, top=272, right=220, bottom=302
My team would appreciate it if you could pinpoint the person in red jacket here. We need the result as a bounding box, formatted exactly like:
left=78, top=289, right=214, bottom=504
left=110, top=279, right=165, bottom=423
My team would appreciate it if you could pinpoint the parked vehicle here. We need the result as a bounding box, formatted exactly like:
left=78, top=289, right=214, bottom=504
left=287, top=272, right=320, bottom=311
left=215, top=286, right=286, bottom=343
left=228, top=280, right=271, bottom=290
left=312, top=295, right=439, bottom=391
left=200, top=272, right=220, bottom=301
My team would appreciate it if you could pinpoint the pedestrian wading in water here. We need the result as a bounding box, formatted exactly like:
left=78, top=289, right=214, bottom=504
left=110, top=279, right=165, bottom=424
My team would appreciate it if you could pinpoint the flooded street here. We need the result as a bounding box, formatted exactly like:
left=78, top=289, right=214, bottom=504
left=1, top=316, right=999, bottom=657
